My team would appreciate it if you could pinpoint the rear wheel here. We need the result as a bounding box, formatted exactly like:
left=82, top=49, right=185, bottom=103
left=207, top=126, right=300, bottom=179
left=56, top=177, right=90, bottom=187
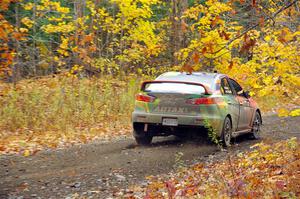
left=135, top=136, right=152, bottom=145
left=249, top=111, right=262, bottom=139
left=221, top=117, right=232, bottom=147
left=134, top=129, right=153, bottom=145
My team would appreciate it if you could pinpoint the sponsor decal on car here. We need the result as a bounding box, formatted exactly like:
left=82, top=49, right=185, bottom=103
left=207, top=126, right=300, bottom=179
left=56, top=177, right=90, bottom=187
left=153, top=106, right=188, bottom=113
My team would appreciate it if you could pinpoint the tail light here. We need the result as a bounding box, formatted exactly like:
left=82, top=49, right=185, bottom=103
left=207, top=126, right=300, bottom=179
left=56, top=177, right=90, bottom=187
left=186, top=97, right=221, bottom=105
left=136, top=93, right=156, bottom=103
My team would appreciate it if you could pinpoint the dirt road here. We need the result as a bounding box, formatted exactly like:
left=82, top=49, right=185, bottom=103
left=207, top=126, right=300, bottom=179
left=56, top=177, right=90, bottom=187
left=0, top=115, right=299, bottom=199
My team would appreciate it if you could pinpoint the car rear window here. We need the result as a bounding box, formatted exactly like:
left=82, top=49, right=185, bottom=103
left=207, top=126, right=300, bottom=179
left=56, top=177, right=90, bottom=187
left=144, top=83, right=206, bottom=94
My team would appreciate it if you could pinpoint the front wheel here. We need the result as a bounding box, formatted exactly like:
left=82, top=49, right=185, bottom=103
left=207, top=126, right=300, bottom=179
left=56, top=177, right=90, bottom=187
left=221, top=117, right=232, bottom=147
left=249, top=111, right=262, bottom=140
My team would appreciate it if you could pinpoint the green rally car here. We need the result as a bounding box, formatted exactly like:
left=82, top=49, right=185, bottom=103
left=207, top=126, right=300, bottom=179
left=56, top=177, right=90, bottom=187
left=132, top=72, right=262, bottom=146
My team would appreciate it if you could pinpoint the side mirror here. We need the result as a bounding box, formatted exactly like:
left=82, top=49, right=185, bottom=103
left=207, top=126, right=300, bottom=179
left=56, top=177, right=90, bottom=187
left=244, top=91, right=250, bottom=98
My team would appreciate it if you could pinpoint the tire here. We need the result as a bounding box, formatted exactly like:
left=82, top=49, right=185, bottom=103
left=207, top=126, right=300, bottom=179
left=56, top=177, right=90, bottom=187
left=221, top=116, right=232, bottom=147
left=135, top=136, right=152, bottom=145
left=249, top=111, right=262, bottom=140
left=134, top=133, right=153, bottom=146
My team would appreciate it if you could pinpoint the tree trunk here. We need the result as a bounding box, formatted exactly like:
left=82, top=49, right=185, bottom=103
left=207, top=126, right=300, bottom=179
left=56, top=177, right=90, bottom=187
left=169, top=0, right=188, bottom=66
left=32, top=0, right=37, bottom=76
left=13, top=3, right=21, bottom=85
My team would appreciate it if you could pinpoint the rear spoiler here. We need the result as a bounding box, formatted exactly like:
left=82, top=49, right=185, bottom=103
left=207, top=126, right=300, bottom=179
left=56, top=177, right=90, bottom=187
left=141, top=80, right=212, bottom=95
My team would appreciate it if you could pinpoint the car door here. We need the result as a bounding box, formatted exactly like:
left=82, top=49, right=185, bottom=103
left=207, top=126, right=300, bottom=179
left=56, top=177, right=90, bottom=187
left=220, top=78, right=240, bottom=131
left=228, top=78, right=252, bottom=130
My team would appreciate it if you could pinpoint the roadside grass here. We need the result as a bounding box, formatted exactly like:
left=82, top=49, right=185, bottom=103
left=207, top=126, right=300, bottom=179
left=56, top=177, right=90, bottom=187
left=0, top=74, right=299, bottom=155
left=127, top=138, right=299, bottom=198
left=0, top=74, right=141, bottom=155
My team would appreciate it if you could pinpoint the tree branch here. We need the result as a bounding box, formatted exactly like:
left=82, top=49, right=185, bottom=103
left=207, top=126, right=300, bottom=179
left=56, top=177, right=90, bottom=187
left=213, top=0, right=299, bottom=55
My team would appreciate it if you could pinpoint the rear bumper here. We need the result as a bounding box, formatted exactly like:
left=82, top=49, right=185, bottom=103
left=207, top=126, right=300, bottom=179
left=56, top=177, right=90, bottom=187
left=132, top=111, right=224, bottom=136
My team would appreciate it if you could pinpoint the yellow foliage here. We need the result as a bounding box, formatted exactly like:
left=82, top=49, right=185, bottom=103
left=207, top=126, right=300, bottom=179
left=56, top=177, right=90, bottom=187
left=289, top=109, right=300, bottom=117
left=19, top=28, right=28, bottom=33
left=21, top=17, right=34, bottom=28
left=42, top=23, right=75, bottom=34
left=23, top=3, right=33, bottom=10
left=277, top=108, right=289, bottom=117
left=4, top=0, right=300, bottom=117
left=67, top=65, right=84, bottom=78
left=59, top=36, right=69, bottom=50
left=23, top=150, right=30, bottom=157
left=57, top=36, right=70, bottom=57
left=178, top=0, right=300, bottom=115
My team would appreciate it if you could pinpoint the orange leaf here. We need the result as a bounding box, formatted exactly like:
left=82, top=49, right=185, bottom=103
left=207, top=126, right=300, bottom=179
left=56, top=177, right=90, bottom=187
left=240, top=38, right=256, bottom=53
left=228, top=61, right=233, bottom=70
left=31, top=149, right=40, bottom=156
left=243, top=33, right=248, bottom=42
left=192, top=52, right=200, bottom=63
left=201, top=47, right=207, bottom=54
left=83, top=34, right=94, bottom=43
left=259, top=17, right=265, bottom=27
left=181, top=20, right=188, bottom=33
left=278, top=29, right=287, bottom=44
left=11, top=32, right=24, bottom=40
left=16, top=182, right=28, bottom=191
left=222, top=30, right=230, bottom=40
left=181, top=63, right=193, bottom=74
left=207, top=42, right=214, bottom=53
left=211, top=16, right=220, bottom=27
left=88, top=45, right=97, bottom=52
left=0, top=145, right=5, bottom=151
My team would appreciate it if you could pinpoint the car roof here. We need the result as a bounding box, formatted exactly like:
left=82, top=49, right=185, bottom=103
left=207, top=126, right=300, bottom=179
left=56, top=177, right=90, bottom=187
left=156, top=71, right=226, bottom=83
